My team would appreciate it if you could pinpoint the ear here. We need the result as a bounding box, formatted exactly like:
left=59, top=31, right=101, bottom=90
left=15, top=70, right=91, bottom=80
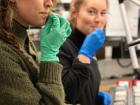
left=71, top=8, right=78, bottom=19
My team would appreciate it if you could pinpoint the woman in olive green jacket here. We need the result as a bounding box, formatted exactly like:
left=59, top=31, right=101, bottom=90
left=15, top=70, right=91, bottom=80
left=0, top=0, right=71, bottom=105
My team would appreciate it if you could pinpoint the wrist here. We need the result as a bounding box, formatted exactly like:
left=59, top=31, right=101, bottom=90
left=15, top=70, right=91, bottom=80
left=79, top=49, right=95, bottom=61
left=77, top=54, right=91, bottom=64
left=40, top=54, right=59, bottom=62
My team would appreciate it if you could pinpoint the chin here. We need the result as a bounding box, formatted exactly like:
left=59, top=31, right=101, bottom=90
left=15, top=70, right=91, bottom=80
left=38, top=22, right=44, bottom=27
left=34, top=21, right=44, bottom=27
left=89, top=29, right=95, bottom=33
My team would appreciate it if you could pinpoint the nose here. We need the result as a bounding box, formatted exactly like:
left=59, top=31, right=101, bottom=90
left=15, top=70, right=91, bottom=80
left=44, top=0, right=53, bottom=8
left=94, top=13, right=103, bottom=22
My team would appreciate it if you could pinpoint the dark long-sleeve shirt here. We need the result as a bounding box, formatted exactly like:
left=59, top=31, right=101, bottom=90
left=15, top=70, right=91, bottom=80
left=58, top=28, right=101, bottom=105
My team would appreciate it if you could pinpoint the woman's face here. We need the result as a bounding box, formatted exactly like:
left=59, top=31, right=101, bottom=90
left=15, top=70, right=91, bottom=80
left=13, top=0, right=53, bottom=27
left=75, top=0, right=107, bottom=35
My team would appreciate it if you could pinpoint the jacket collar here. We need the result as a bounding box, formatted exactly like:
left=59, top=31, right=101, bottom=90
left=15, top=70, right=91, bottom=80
left=69, top=28, right=86, bottom=49
left=9, top=20, right=28, bottom=48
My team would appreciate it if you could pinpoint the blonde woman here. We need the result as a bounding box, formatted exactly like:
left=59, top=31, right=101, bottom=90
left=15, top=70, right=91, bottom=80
left=58, top=0, right=112, bottom=105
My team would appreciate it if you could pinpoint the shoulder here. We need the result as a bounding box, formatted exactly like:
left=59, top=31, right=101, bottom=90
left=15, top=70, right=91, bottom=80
left=59, top=38, right=78, bottom=59
left=0, top=39, right=20, bottom=62
left=60, top=38, right=77, bottom=53
left=0, top=39, right=16, bottom=52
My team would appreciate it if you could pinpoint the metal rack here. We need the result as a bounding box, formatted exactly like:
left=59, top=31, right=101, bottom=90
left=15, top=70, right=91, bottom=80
left=118, top=0, right=140, bottom=78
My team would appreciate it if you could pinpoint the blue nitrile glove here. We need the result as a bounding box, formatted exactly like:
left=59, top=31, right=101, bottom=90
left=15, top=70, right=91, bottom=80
left=97, top=91, right=112, bottom=105
left=40, top=13, right=71, bottom=62
left=79, top=28, right=105, bottom=60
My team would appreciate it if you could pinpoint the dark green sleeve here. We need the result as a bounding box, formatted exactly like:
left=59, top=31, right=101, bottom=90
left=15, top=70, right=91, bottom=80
left=0, top=48, right=66, bottom=105
left=38, top=61, right=65, bottom=105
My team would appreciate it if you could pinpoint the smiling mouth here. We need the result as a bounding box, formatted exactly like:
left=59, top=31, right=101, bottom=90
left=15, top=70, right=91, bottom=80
left=92, top=26, right=101, bottom=30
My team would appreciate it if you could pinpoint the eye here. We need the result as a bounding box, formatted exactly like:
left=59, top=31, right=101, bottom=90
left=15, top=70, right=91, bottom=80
left=87, top=9, right=97, bottom=15
left=101, top=11, right=108, bottom=16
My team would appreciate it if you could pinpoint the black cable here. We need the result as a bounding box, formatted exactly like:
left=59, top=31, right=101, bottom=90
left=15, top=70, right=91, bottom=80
left=117, top=58, right=132, bottom=68
left=116, top=38, right=132, bottom=68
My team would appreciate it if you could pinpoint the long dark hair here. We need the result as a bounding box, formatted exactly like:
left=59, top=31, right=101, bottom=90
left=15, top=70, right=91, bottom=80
left=0, top=0, right=19, bottom=48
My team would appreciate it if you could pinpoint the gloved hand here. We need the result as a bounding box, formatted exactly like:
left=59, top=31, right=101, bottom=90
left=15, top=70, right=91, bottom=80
left=40, top=13, right=71, bottom=62
left=96, top=91, right=112, bottom=105
left=79, top=28, right=105, bottom=60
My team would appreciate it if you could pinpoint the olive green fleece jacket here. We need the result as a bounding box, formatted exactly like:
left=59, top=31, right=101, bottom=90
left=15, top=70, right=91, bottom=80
left=0, top=21, right=66, bottom=105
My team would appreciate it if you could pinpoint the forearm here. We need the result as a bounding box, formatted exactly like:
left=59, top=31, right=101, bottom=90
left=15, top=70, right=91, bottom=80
left=62, top=59, right=92, bottom=103
left=0, top=57, right=65, bottom=105
left=37, top=61, right=65, bottom=105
